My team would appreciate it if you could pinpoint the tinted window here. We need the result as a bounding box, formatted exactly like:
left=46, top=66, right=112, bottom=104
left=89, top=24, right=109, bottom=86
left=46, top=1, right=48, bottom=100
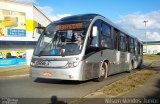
left=90, top=20, right=101, bottom=47
left=129, top=38, right=135, bottom=53
left=119, top=33, right=126, bottom=52
left=138, top=42, right=141, bottom=54
left=85, top=20, right=101, bottom=55
left=113, top=29, right=119, bottom=50
left=126, top=35, right=129, bottom=52
left=101, top=22, right=112, bottom=49
left=140, top=44, right=143, bottom=54
left=102, top=23, right=111, bottom=36
left=134, top=39, right=138, bottom=54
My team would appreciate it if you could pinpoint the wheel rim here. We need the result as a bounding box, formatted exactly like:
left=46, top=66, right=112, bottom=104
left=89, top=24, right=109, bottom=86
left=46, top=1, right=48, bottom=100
left=129, top=62, right=133, bottom=71
left=100, top=66, right=106, bottom=77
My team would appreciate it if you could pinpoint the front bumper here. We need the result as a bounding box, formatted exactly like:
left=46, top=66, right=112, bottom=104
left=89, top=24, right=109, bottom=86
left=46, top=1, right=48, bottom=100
left=30, top=66, right=83, bottom=81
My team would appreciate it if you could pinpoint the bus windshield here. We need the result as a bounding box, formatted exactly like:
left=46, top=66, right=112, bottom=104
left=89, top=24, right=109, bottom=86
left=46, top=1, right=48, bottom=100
left=34, top=22, right=89, bottom=56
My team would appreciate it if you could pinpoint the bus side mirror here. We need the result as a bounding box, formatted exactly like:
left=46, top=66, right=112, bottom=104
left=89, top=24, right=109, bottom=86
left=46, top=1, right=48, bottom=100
left=32, top=27, right=45, bottom=38
left=92, top=26, right=98, bottom=37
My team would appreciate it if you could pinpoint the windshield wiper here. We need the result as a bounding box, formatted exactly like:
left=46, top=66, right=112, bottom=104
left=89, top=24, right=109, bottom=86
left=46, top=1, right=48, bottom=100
left=38, top=34, right=62, bottom=57
left=38, top=39, right=53, bottom=57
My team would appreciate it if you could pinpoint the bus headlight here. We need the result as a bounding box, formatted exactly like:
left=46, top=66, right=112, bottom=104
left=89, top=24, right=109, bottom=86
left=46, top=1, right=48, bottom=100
left=30, top=61, right=35, bottom=66
left=68, top=61, right=78, bottom=68
left=73, top=62, right=78, bottom=67
left=30, top=59, right=36, bottom=66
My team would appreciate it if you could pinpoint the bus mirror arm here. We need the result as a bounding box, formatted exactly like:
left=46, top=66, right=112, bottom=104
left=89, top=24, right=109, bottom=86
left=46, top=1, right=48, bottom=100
left=32, top=28, right=36, bottom=38
left=32, top=27, right=45, bottom=38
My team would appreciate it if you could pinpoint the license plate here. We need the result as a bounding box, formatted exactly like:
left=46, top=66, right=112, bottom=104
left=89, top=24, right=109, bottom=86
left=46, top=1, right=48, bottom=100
left=42, top=72, right=52, bottom=77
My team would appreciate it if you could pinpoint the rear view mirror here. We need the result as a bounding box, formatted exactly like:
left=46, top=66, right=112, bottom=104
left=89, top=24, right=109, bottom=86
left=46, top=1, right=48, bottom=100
left=35, top=27, right=45, bottom=29
left=32, top=27, right=45, bottom=38
left=92, top=26, right=98, bottom=37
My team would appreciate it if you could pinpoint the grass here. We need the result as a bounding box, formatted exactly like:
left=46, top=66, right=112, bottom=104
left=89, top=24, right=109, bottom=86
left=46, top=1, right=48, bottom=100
left=102, top=70, right=157, bottom=97
left=85, top=70, right=158, bottom=98
left=69, top=70, right=159, bottom=104
left=0, top=65, right=28, bottom=71
left=143, top=54, right=160, bottom=60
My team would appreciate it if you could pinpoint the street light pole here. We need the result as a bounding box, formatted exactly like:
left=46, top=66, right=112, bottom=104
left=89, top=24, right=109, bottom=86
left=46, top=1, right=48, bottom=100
left=143, top=20, right=148, bottom=54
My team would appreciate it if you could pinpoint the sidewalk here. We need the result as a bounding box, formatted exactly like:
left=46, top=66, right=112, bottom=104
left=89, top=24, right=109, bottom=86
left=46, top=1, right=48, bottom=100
left=0, top=65, right=29, bottom=73
left=0, top=65, right=30, bottom=79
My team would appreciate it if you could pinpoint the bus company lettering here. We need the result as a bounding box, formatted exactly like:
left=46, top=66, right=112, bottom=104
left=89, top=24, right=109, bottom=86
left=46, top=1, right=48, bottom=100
left=56, top=23, right=83, bottom=30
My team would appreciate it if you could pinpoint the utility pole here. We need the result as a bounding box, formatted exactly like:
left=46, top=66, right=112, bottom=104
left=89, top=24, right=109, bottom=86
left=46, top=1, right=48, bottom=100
left=143, top=20, right=148, bottom=54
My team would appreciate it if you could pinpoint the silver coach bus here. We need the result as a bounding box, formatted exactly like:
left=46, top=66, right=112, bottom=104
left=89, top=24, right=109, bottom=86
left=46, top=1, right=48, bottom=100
left=30, top=14, right=143, bottom=81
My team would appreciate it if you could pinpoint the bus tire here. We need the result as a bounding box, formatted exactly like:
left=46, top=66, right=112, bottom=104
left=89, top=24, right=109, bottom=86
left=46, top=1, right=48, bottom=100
left=128, top=61, right=134, bottom=73
left=94, top=62, right=107, bottom=82
left=137, top=60, right=143, bottom=69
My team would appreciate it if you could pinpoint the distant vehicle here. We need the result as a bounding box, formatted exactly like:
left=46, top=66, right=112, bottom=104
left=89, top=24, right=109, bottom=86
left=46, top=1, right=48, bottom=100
left=30, top=14, right=143, bottom=82
left=157, top=52, right=160, bottom=55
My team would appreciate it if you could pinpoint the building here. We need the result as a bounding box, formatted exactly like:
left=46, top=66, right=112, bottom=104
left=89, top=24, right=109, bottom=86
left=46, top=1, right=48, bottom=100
left=0, top=0, right=51, bottom=66
left=143, top=41, right=160, bottom=54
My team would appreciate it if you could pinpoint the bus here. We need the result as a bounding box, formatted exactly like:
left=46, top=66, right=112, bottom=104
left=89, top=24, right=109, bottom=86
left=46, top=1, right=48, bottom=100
left=30, top=14, right=143, bottom=82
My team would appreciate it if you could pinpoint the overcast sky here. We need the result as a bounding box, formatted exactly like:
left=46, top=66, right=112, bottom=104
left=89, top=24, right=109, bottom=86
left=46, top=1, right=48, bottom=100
left=14, top=0, right=160, bottom=41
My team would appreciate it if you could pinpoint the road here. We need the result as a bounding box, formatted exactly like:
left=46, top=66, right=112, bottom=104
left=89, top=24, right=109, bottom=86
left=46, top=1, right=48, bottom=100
left=2, top=59, right=156, bottom=103
left=0, top=69, right=139, bottom=103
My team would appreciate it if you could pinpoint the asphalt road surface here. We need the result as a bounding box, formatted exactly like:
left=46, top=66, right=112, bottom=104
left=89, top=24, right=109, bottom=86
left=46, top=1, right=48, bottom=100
left=0, top=60, right=158, bottom=104
left=0, top=69, right=139, bottom=104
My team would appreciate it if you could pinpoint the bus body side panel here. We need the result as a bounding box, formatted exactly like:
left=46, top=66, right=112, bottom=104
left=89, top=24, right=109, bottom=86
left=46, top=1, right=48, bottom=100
left=82, top=52, right=101, bottom=80
left=82, top=61, right=100, bottom=80
left=101, top=49, right=120, bottom=75
left=128, top=53, right=136, bottom=70
left=82, top=49, right=120, bottom=80
left=125, top=52, right=131, bottom=71
left=137, top=54, right=143, bottom=67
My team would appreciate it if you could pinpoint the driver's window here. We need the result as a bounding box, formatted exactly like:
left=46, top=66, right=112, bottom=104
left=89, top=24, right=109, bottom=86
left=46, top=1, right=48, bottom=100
left=90, top=20, right=101, bottom=47
left=85, top=20, right=101, bottom=55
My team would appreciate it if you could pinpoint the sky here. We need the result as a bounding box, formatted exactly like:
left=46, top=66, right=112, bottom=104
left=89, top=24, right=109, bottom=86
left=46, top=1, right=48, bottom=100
left=14, top=0, right=160, bottom=41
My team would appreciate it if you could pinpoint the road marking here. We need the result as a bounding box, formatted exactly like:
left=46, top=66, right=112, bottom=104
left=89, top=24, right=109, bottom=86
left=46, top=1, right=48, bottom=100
left=0, top=74, right=29, bottom=80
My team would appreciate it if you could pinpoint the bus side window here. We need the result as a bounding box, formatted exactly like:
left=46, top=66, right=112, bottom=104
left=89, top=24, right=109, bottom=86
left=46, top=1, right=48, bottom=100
left=138, top=42, right=141, bottom=54
left=113, top=29, right=119, bottom=50
left=119, top=33, right=126, bottom=52
left=101, top=22, right=112, bottom=49
left=140, top=44, right=143, bottom=54
left=134, top=39, right=138, bottom=54
left=126, top=35, right=129, bottom=52
left=129, top=38, right=135, bottom=53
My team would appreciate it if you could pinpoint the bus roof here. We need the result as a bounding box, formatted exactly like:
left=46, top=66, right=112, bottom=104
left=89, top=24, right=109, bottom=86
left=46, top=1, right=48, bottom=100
left=60, top=14, right=102, bottom=22
left=53, top=14, right=141, bottom=43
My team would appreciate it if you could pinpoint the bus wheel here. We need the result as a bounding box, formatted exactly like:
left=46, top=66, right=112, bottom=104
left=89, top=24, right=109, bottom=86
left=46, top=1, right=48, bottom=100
left=137, top=60, right=143, bottom=69
left=128, top=61, right=133, bottom=73
left=94, top=62, right=107, bottom=82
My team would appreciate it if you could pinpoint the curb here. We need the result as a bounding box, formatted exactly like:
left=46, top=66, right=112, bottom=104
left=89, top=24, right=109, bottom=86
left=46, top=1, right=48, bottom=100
left=0, top=74, right=29, bottom=80
left=0, top=65, right=30, bottom=73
